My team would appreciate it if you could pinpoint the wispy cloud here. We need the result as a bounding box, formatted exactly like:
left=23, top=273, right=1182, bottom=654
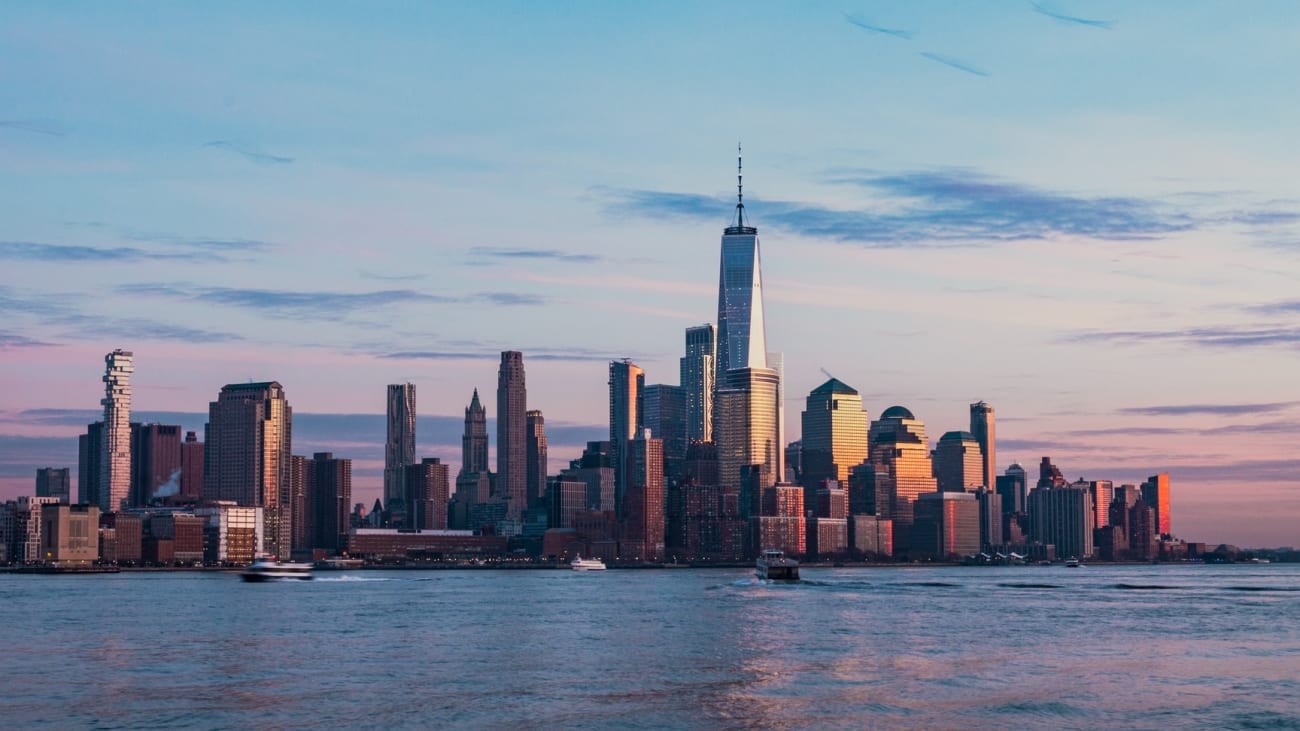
left=0, top=240, right=195, bottom=262
left=0, top=119, right=68, bottom=137
left=1068, top=325, right=1300, bottom=349
left=475, top=292, right=548, bottom=306
left=844, top=13, right=915, bottom=40
left=1030, top=1, right=1115, bottom=29
left=203, top=140, right=293, bottom=165
left=0, top=332, right=58, bottom=349
left=118, top=283, right=453, bottom=319
left=1119, top=402, right=1300, bottom=417
left=468, top=246, right=601, bottom=263
left=607, top=168, right=1199, bottom=246
left=378, top=346, right=627, bottom=362
left=918, top=52, right=990, bottom=77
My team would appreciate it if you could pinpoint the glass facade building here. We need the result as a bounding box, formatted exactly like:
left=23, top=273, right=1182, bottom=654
left=969, top=400, right=996, bottom=490
left=100, top=349, right=133, bottom=513
left=715, top=367, right=780, bottom=492
left=800, top=378, right=869, bottom=488
left=384, top=383, right=417, bottom=513
left=868, top=406, right=938, bottom=554
left=933, top=431, right=984, bottom=493
left=679, top=324, right=715, bottom=444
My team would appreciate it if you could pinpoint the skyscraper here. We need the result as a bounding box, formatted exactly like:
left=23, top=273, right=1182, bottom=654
left=77, top=421, right=103, bottom=506
left=309, top=452, right=351, bottom=553
left=384, top=383, right=417, bottom=513
left=623, top=428, right=665, bottom=561
left=608, top=359, right=644, bottom=518
left=868, top=406, right=938, bottom=554
left=180, top=431, right=204, bottom=499
left=715, top=367, right=780, bottom=492
left=799, top=378, right=869, bottom=488
left=461, top=388, right=489, bottom=476
left=204, top=382, right=293, bottom=559
left=933, top=431, right=983, bottom=493
left=99, top=349, right=133, bottom=512
left=714, top=148, right=768, bottom=380
left=406, top=457, right=450, bottom=530
left=35, top=468, right=70, bottom=504
left=996, top=463, right=1028, bottom=515
left=642, top=384, right=687, bottom=480
left=526, top=410, right=548, bottom=508
left=131, top=423, right=182, bottom=505
left=969, top=401, right=996, bottom=489
left=496, top=352, right=527, bottom=519
left=767, top=351, right=785, bottom=481
left=680, top=324, right=715, bottom=444
left=1028, top=482, right=1094, bottom=560
left=1141, top=473, right=1171, bottom=537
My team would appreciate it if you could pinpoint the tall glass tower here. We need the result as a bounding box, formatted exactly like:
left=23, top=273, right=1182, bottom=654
left=384, top=383, right=417, bottom=512
left=714, top=147, right=768, bottom=381
left=100, top=349, right=133, bottom=513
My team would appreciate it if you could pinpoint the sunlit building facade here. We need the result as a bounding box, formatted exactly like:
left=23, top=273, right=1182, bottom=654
left=204, top=381, right=292, bottom=559
left=608, top=360, right=644, bottom=518
left=100, top=349, right=133, bottom=513
left=715, top=367, right=779, bottom=492
left=526, top=410, right=548, bottom=508
left=912, top=491, right=980, bottom=560
left=1141, top=473, right=1171, bottom=537
left=933, top=431, right=984, bottom=493
left=800, top=378, right=869, bottom=488
left=969, top=400, right=996, bottom=490
left=869, top=406, right=938, bottom=554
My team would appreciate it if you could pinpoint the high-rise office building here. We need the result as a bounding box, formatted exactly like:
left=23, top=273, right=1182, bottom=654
left=496, top=352, right=527, bottom=519
left=1090, top=480, right=1114, bottom=530
left=868, top=406, right=938, bottom=555
left=622, top=428, right=665, bottom=561
left=969, top=401, right=996, bottom=490
left=767, top=351, right=785, bottom=481
left=35, top=468, right=70, bottom=503
left=99, top=349, right=133, bottom=512
left=384, top=384, right=417, bottom=513
left=643, top=384, right=687, bottom=480
left=180, top=431, right=204, bottom=499
left=204, top=381, right=293, bottom=559
left=308, top=452, right=351, bottom=552
left=1037, top=456, right=1066, bottom=489
left=608, top=359, right=644, bottom=518
left=461, top=388, right=489, bottom=476
left=714, top=148, right=768, bottom=381
left=526, top=410, right=548, bottom=508
left=715, top=367, right=780, bottom=493
left=289, top=454, right=311, bottom=551
left=78, top=421, right=104, bottom=506
left=996, top=463, right=1028, bottom=514
left=800, top=378, right=869, bottom=488
left=1141, top=473, right=1171, bottom=537
left=131, top=423, right=182, bottom=505
left=680, top=324, right=715, bottom=444
left=1028, top=482, right=1094, bottom=560
left=912, top=491, right=980, bottom=560
left=933, top=431, right=984, bottom=493
left=405, top=457, right=449, bottom=531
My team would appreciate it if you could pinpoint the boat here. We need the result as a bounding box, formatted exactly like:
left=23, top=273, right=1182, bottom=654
left=1065, top=557, right=1081, bottom=568
left=570, top=555, right=606, bottom=572
left=756, top=549, right=800, bottom=581
left=240, top=558, right=314, bottom=582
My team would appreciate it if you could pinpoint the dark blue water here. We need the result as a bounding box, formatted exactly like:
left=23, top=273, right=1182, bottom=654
left=2, top=564, right=1298, bottom=730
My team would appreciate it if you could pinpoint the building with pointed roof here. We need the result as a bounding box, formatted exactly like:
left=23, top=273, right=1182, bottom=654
left=800, top=378, right=869, bottom=490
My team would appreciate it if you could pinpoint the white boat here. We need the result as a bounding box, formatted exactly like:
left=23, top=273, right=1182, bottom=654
left=240, top=558, right=314, bottom=582
left=756, top=549, right=800, bottom=581
left=1065, top=557, right=1081, bottom=568
left=571, top=555, right=606, bottom=572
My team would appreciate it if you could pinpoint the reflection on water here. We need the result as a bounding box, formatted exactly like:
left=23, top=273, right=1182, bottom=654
left=1, top=565, right=1298, bottom=729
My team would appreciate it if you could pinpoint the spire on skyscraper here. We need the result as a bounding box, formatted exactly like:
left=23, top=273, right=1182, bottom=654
left=728, top=142, right=755, bottom=235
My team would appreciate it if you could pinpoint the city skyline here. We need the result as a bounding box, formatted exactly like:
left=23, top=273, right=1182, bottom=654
left=3, top=2, right=1300, bottom=547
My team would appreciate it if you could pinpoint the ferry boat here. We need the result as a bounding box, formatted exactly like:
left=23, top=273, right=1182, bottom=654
left=570, top=555, right=607, bottom=572
left=756, top=549, right=800, bottom=581
left=1065, top=557, right=1081, bottom=568
left=240, top=558, right=314, bottom=582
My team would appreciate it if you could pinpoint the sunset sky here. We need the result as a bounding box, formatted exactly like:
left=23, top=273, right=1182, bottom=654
left=3, top=1, right=1300, bottom=546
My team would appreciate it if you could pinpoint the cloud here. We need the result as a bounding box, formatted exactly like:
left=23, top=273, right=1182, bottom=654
left=203, top=140, right=293, bottom=165
left=1030, top=1, right=1115, bottom=29
left=1068, top=325, right=1300, bottom=349
left=1119, top=402, right=1300, bottom=417
left=844, top=13, right=915, bottom=40
left=607, top=168, right=1199, bottom=246
left=0, top=240, right=196, bottom=262
left=918, top=51, right=990, bottom=77
left=118, top=284, right=455, bottom=319
left=468, top=246, right=602, bottom=263
left=0, top=119, right=68, bottom=137
left=378, top=347, right=626, bottom=362
left=476, top=292, right=548, bottom=306
left=0, top=332, right=58, bottom=349
left=0, top=286, right=242, bottom=344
